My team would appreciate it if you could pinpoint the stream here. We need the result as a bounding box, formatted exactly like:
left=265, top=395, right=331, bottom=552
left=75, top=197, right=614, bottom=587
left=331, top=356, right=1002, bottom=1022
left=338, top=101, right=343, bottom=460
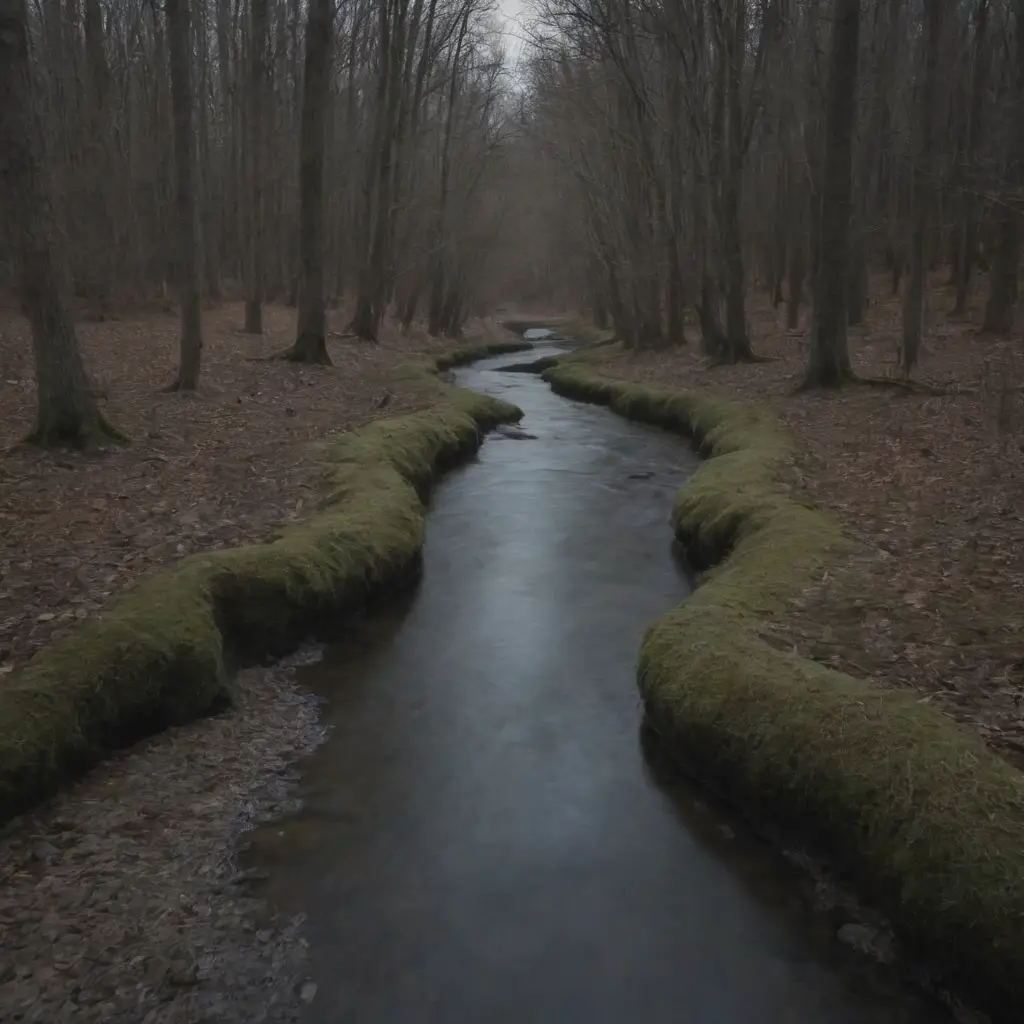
left=248, top=341, right=948, bottom=1022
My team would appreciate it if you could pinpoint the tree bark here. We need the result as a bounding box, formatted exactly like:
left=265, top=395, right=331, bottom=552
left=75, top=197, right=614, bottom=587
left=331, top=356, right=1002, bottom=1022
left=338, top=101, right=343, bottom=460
left=0, top=0, right=123, bottom=447
left=981, top=0, right=1024, bottom=334
left=82, top=0, right=111, bottom=318
left=166, top=0, right=203, bottom=390
left=243, top=0, right=269, bottom=334
left=714, top=0, right=755, bottom=362
left=285, top=0, right=333, bottom=363
left=901, top=0, right=945, bottom=376
left=786, top=228, right=805, bottom=330
left=803, top=0, right=859, bottom=388
left=952, top=0, right=990, bottom=316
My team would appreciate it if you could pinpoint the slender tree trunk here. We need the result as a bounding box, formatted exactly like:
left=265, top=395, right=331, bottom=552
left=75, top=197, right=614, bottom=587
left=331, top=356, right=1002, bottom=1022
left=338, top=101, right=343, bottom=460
left=83, top=0, right=111, bottom=318
left=0, top=0, right=123, bottom=446
left=166, top=0, right=203, bottom=390
left=717, top=0, right=755, bottom=362
left=982, top=205, right=1021, bottom=334
left=785, top=154, right=806, bottom=330
left=982, top=0, right=1024, bottom=334
left=953, top=0, right=990, bottom=316
left=285, top=0, right=333, bottom=363
left=352, top=0, right=411, bottom=341
left=427, top=9, right=469, bottom=338
left=847, top=236, right=868, bottom=325
left=803, top=0, right=860, bottom=388
left=243, top=0, right=269, bottom=334
left=786, top=228, right=805, bottom=330
left=901, top=0, right=945, bottom=375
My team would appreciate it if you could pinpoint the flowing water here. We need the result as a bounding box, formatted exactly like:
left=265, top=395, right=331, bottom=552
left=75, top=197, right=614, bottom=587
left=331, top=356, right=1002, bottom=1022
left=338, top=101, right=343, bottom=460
left=249, top=345, right=948, bottom=1023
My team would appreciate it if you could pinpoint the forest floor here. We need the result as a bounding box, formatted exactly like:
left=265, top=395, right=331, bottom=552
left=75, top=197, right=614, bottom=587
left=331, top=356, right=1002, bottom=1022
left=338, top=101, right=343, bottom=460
left=603, top=275, right=1024, bottom=765
left=0, top=301, right=504, bottom=674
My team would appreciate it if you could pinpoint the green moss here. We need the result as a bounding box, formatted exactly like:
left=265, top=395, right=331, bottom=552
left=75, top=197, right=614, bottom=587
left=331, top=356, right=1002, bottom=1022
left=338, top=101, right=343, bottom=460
left=544, top=360, right=1024, bottom=1020
left=433, top=339, right=533, bottom=371
left=547, top=318, right=614, bottom=346
left=0, top=363, right=520, bottom=825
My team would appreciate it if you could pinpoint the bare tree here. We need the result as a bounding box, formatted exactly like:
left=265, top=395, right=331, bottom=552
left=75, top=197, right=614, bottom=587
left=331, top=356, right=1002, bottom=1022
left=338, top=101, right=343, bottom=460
left=951, top=0, right=990, bottom=317
left=802, top=0, right=860, bottom=388
left=284, top=0, right=333, bottom=364
left=243, top=0, right=270, bottom=334
left=900, top=0, right=946, bottom=375
left=981, top=0, right=1024, bottom=334
left=0, top=0, right=122, bottom=446
left=166, top=0, right=203, bottom=390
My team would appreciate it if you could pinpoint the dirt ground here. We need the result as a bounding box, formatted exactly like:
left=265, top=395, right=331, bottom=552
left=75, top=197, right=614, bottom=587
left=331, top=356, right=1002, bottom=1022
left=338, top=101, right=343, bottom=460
left=0, top=302, right=502, bottom=673
left=0, top=652, right=324, bottom=1023
left=603, top=276, right=1024, bottom=764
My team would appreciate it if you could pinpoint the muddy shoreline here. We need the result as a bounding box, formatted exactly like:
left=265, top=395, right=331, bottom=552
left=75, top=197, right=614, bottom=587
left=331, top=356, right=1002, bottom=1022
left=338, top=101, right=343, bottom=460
left=0, top=654, right=325, bottom=1024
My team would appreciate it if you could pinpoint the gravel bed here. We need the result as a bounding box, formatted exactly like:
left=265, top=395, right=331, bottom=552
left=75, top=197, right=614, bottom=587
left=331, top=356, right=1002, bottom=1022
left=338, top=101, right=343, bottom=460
left=0, top=652, right=325, bottom=1023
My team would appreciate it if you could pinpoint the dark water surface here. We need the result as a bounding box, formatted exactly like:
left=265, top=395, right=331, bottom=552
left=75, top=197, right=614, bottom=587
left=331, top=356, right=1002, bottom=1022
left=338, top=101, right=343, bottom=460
left=250, top=347, right=947, bottom=1023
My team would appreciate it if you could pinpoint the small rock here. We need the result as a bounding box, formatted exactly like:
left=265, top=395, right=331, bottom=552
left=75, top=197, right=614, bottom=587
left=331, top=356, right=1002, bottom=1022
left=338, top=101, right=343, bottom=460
left=628, top=471, right=655, bottom=480
left=299, top=980, right=318, bottom=1003
left=32, top=840, right=60, bottom=863
left=36, top=612, right=56, bottom=623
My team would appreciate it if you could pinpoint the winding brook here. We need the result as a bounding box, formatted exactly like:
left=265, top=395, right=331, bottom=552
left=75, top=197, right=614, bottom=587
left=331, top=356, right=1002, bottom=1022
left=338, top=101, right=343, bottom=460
left=250, top=342, right=949, bottom=1023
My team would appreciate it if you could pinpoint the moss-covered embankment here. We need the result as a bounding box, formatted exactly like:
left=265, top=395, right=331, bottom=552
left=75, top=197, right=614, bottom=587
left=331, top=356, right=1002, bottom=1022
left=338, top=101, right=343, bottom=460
left=544, top=360, right=1024, bottom=1021
left=0, top=344, right=526, bottom=825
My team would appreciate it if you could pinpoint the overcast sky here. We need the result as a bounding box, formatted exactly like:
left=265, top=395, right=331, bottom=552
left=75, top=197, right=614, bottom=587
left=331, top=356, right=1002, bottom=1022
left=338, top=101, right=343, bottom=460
left=497, top=0, right=528, bottom=68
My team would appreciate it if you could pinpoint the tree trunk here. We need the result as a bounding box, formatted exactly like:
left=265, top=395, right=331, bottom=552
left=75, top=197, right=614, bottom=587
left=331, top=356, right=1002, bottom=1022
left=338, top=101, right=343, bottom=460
left=901, top=0, right=944, bottom=376
left=982, top=0, right=1024, bottom=334
left=82, top=0, right=111, bottom=318
left=785, top=159, right=806, bottom=330
left=716, top=0, right=755, bottom=362
left=786, top=230, right=805, bottom=330
left=803, top=0, right=859, bottom=388
left=952, top=0, right=990, bottom=316
left=0, top=0, right=122, bottom=447
left=847, top=234, right=868, bottom=325
left=166, top=0, right=203, bottom=390
left=243, top=0, right=269, bottom=334
left=982, top=210, right=1021, bottom=333
left=285, top=0, right=332, bottom=364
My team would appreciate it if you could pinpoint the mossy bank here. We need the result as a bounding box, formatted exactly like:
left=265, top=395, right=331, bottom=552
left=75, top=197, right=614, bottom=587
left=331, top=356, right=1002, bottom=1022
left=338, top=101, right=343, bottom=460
left=0, top=342, right=527, bottom=825
left=544, top=359, right=1024, bottom=1022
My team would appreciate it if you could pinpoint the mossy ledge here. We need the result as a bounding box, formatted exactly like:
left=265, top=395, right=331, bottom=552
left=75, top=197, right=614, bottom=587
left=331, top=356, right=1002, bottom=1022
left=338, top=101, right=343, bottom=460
left=0, top=348, right=523, bottom=826
left=544, top=360, right=1024, bottom=1021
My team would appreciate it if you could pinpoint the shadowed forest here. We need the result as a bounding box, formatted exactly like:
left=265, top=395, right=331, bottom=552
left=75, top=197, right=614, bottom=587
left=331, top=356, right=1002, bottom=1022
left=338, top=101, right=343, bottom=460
left=2, top=0, right=1024, bottom=1019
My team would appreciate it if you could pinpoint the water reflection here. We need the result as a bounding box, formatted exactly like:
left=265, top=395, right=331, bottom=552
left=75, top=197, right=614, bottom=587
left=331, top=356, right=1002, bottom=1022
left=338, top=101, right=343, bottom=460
left=248, top=350, right=949, bottom=1024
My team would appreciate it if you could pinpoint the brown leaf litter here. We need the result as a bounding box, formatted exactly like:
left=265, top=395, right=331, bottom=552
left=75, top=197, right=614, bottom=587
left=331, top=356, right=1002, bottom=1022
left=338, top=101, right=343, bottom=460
left=603, top=276, right=1024, bottom=766
left=0, top=302, right=504, bottom=672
